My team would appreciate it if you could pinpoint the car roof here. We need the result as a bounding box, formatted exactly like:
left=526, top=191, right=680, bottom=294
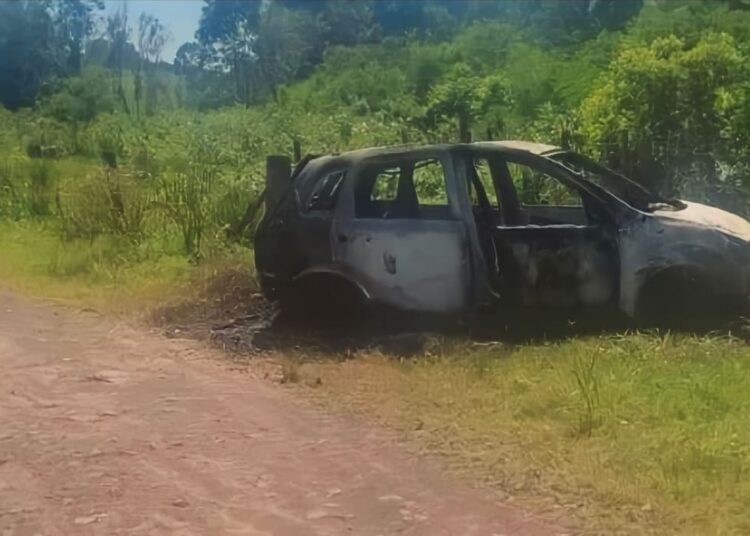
left=473, top=140, right=560, bottom=155
left=299, top=140, right=562, bottom=175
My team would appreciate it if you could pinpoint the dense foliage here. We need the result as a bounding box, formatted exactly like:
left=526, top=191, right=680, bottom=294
left=1, top=0, right=750, bottom=272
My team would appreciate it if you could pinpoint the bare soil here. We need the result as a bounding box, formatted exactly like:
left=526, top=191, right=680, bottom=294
left=0, top=291, right=567, bottom=535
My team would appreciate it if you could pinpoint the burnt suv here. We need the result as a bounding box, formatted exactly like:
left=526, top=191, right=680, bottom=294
left=255, top=141, right=750, bottom=321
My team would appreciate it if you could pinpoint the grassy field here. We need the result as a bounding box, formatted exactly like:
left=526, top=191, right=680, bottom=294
left=288, top=331, right=750, bottom=534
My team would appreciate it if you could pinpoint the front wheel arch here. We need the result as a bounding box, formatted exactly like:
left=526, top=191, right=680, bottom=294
left=634, top=265, right=715, bottom=326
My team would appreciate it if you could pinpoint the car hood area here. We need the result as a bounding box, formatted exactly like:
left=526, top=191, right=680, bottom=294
left=652, top=201, right=750, bottom=241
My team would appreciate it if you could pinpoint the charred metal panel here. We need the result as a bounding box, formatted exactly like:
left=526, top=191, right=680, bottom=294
left=330, top=148, right=474, bottom=313
left=297, top=214, right=336, bottom=266
left=654, top=201, right=750, bottom=241
left=619, top=207, right=750, bottom=316
left=265, top=155, right=291, bottom=211
left=492, top=225, right=618, bottom=308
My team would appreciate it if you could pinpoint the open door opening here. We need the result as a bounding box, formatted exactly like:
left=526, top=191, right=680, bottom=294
left=464, top=151, right=619, bottom=309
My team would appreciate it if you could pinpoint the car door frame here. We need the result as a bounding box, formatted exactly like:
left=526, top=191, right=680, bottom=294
left=473, top=148, right=621, bottom=310
left=331, top=148, right=476, bottom=313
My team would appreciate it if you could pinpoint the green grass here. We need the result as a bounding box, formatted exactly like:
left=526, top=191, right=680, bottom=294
left=292, top=332, right=750, bottom=534
left=0, top=220, right=253, bottom=314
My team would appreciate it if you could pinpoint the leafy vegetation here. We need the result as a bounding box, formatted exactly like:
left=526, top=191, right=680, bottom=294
left=3, top=3, right=750, bottom=271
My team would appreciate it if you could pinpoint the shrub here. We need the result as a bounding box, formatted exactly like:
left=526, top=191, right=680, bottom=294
left=580, top=33, right=750, bottom=204
left=27, top=159, right=56, bottom=216
left=158, top=167, right=214, bottom=258
left=57, top=168, right=149, bottom=243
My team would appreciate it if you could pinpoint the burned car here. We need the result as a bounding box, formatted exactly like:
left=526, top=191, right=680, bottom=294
left=255, top=141, right=750, bottom=322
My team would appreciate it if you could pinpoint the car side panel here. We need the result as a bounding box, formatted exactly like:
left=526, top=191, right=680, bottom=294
left=336, top=219, right=470, bottom=312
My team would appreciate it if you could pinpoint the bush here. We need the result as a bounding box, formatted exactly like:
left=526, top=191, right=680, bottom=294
left=57, top=168, right=149, bottom=243
left=580, top=33, right=750, bottom=205
left=0, top=160, right=21, bottom=219
left=158, top=167, right=214, bottom=258
left=22, top=117, right=73, bottom=159
left=27, top=159, right=56, bottom=216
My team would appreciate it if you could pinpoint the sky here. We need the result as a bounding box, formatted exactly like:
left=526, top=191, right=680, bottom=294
left=103, top=0, right=205, bottom=62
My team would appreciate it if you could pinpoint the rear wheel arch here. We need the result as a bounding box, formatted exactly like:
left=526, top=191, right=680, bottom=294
left=282, top=268, right=370, bottom=317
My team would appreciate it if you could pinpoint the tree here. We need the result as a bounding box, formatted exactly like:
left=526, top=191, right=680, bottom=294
left=525, top=0, right=643, bottom=45
left=370, top=1, right=465, bottom=37
left=0, top=0, right=56, bottom=109
left=196, top=0, right=263, bottom=105
left=0, top=0, right=103, bottom=109
left=427, top=63, right=512, bottom=142
left=279, top=0, right=378, bottom=75
left=105, top=4, right=132, bottom=116
left=175, top=42, right=234, bottom=109
left=195, top=0, right=315, bottom=104
left=39, top=66, right=115, bottom=151
left=252, top=3, right=311, bottom=100
left=197, top=0, right=262, bottom=44
left=580, top=33, right=749, bottom=198
left=135, top=13, right=168, bottom=117
left=175, top=42, right=205, bottom=74
left=49, top=0, right=104, bottom=76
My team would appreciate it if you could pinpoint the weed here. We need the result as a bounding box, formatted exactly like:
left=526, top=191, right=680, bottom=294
left=572, top=349, right=600, bottom=437
left=57, top=167, right=149, bottom=243
left=158, top=163, right=216, bottom=258
left=0, top=221, right=248, bottom=314
left=0, top=160, right=22, bottom=218
left=27, top=159, right=55, bottom=216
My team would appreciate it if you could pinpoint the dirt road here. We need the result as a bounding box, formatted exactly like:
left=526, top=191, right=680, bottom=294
left=0, top=291, right=563, bottom=535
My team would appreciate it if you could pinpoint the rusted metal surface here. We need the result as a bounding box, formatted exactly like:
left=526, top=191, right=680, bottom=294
left=256, top=142, right=750, bottom=320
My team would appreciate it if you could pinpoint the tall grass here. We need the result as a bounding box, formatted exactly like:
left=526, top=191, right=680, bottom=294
left=572, top=349, right=600, bottom=437
left=27, top=159, right=55, bottom=216
left=0, top=220, right=252, bottom=313
left=158, top=168, right=214, bottom=257
left=57, top=167, right=149, bottom=243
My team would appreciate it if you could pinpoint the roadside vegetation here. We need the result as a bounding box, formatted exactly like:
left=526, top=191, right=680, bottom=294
left=3, top=0, right=750, bottom=303
left=2, top=1, right=750, bottom=533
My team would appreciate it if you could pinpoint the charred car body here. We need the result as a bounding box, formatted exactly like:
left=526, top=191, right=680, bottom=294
left=255, top=142, right=750, bottom=321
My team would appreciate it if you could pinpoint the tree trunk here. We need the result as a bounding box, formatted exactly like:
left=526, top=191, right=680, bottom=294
left=134, top=64, right=143, bottom=120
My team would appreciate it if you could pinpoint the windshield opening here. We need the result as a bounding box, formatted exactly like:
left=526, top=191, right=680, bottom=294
left=549, top=152, right=685, bottom=212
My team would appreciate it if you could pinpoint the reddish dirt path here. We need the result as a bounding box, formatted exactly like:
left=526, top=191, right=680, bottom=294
left=0, top=291, right=565, bottom=535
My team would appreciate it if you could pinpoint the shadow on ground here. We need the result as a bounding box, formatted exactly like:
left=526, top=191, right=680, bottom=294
left=151, top=281, right=750, bottom=357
